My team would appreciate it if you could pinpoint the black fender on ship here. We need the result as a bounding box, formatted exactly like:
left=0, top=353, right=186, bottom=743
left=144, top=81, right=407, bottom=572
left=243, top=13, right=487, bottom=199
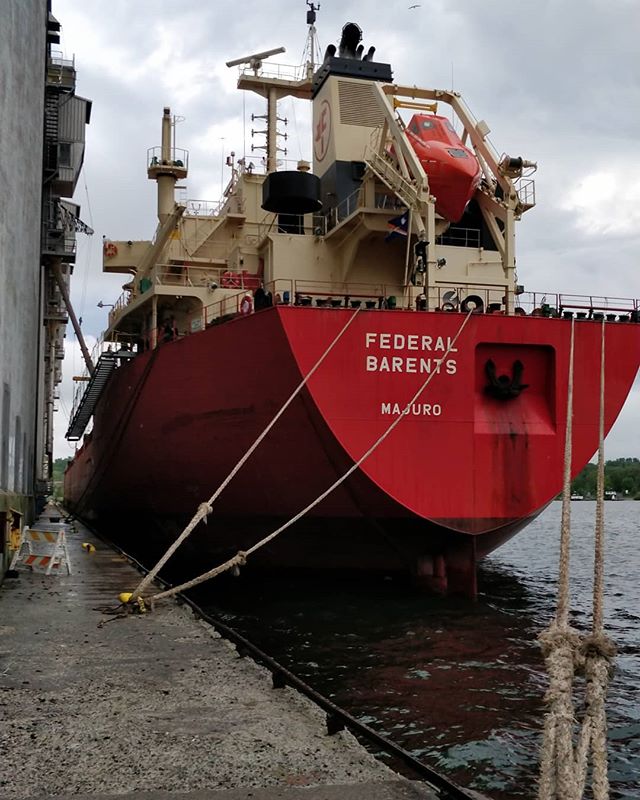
left=460, top=295, right=484, bottom=313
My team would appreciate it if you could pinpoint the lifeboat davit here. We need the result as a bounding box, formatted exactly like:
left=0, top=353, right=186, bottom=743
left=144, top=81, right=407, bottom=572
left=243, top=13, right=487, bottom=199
left=405, top=114, right=482, bottom=222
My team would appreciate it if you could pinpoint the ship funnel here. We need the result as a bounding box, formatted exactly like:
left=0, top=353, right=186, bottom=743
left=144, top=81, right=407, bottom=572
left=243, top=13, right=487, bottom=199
left=338, top=23, right=362, bottom=58
left=311, top=22, right=392, bottom=212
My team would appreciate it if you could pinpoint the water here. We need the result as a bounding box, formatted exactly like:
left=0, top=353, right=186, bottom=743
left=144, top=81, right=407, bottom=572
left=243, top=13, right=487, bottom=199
left=195, top=501, right=640, bottom=799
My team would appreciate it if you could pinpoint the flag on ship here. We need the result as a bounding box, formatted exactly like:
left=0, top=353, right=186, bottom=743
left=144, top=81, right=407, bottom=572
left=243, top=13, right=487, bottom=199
left=385, top=210, right=409, bottom=241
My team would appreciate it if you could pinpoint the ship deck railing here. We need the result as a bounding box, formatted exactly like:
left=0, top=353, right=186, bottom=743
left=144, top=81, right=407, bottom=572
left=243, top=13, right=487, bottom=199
left=147, top=146, right=189, bottom=173
left=184, top=198, right=226, bottom=217
left=519, top=292, right=640, bottom=319
left=235, top=60, right=308, bottom=84
left=106, top=272, right=640, bottom=338
left=315, top=188, right=483, bottom=247
left=283, top=279, right=512, bottom=313
left=257, top=215, right=319, bottom=242
left=195, top=281, right=639, bottom=329
left=104, top=261, right=259, bottom=329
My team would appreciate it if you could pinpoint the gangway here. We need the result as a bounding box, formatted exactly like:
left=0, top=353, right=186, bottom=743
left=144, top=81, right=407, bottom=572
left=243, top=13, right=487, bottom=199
left=65, top=352, right=128, bottom=440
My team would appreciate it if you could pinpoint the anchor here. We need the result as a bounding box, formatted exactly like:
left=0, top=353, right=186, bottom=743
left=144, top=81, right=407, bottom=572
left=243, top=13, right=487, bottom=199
left=484, top=359, right=529, bottom=400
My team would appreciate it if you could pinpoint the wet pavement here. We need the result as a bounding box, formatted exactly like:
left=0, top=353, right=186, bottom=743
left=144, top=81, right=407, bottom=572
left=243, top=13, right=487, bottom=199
left=0, top=516, right=435, bottom=800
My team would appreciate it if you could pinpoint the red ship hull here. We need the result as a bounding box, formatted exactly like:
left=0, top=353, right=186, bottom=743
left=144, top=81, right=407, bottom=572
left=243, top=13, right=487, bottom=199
left=64, top=307, right=640, bottom=594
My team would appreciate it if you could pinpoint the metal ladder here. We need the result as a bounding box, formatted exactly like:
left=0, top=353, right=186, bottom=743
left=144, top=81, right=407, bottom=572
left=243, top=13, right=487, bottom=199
left=65, top=354, right=119, bottom=441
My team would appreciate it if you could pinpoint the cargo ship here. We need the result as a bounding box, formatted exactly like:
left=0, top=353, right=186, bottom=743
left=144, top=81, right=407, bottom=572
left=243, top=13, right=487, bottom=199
left=63, top=13, right=640, bottom=594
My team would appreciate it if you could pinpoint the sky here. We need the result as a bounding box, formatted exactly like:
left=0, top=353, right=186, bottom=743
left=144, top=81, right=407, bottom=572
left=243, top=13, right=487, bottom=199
left=53, top=0, right=640, bottom=460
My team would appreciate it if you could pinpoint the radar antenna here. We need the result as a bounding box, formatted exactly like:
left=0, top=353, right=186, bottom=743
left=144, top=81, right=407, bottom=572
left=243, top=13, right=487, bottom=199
left=225, top=46, right=286, bottom=76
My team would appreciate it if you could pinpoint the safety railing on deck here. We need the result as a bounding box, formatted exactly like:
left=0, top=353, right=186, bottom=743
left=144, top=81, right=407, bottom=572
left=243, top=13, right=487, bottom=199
left=191, top=282, right=640, bottom=329
left=257, top=216, right=318, bottom=241
left=105, top=270, right=640, bottom=338
left=105, top=261, right=243, bottom=328
left=316, top=188, right=363, bottom=235
left=436, top=227, right=481, bottom=248
left=184, top=199, right=225, bottom=217
left=280, top=279, right=406, bottom=310
left=236, top=60, right=308, bottom=83
left=147, top=147, right=189, bottom=172
left=516, top=293, right=640, bottom=320
left=97, top=276, right=640, bottom=380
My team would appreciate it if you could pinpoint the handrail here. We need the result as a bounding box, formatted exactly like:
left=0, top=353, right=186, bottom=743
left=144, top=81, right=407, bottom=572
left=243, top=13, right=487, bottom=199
left=236, top=60, right=308, bottom=83
left=518, top=292, right=640, bottom=316
left=103, top=275, right=640, bottom=347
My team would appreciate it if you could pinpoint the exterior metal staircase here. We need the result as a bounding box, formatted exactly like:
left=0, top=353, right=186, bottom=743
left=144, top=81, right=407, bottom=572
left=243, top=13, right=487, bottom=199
left=186, top=215, right=226, bottom=256
left=364, top=148, right=423, bottom=213
left=65, top=354, right=118, bottom=441
left=43, top=92, right=59, bottom=179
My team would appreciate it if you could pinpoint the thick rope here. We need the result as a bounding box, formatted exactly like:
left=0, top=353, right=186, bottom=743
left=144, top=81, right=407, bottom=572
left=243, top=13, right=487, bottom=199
left=583, top=320, right=614, bottom=799
left=146, top=310, right=473, bottom=605
left=130, top=308, right=362, bottom=600
left=593, top=320, right=606, bottom=634
left=537, top=320, right=614, bottom=800
left=556, top=318, right=575, bottom=628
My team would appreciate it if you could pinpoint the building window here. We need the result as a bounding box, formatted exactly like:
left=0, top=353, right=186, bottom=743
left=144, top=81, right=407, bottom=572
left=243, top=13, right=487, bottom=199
left=58, top=142, right=72, bottom=166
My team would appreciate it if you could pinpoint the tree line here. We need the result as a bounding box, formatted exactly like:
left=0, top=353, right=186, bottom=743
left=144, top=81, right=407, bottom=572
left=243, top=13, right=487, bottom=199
left=51, top=457, right=70, bottom=500
left=571, top=458, right=640, bottom=499
left=52, top=457, right=640, bottom=501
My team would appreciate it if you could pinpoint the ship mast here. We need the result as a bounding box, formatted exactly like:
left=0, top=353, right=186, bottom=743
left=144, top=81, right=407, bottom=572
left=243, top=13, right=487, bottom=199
left=228, top=5, right=316, bottom=174
left=304, top=2, right=321, bottom=79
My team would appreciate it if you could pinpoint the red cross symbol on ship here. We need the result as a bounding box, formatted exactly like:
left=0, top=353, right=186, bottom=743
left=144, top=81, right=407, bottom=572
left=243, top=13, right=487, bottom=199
left=314, top=100, right=331, bottom=161
left=316, top=108, right=327, bottom=141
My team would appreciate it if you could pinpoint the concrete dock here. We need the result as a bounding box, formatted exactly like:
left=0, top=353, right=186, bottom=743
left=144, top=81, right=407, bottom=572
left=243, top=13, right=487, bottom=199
left=0, top=519, right=436, bottom=800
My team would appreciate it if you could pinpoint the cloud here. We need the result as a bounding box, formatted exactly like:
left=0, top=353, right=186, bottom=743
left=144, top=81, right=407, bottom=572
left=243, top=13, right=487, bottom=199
left=606, top=379, right=640, bottom=461
left=563, top=166, right=640, bottom=236
left=52, top=0, right=640, bottom=460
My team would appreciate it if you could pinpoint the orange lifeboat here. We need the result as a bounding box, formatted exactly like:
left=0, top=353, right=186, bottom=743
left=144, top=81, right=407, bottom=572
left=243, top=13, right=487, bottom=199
left=405, top=114, right=481, bottom=222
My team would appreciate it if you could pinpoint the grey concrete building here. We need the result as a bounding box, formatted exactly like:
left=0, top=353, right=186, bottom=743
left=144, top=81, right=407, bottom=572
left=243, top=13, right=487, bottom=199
left=0, top=0, right=90, bottom=576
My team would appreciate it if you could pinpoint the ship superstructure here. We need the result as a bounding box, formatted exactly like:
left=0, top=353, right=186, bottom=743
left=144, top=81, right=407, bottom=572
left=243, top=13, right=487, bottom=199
left=64, top=16, right=640, bottom=594
left=84, top=21, right=535, bottom=349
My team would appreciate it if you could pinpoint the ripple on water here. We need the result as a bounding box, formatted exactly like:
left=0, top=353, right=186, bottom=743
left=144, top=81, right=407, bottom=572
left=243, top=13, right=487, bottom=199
left=198, top=501, right=640, bottom=800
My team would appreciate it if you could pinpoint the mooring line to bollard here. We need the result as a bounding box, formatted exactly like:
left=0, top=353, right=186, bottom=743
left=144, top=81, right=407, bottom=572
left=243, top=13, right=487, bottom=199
left=130, top=307, right=363, bottom=601
left=146, top=310, right=473, bottom=605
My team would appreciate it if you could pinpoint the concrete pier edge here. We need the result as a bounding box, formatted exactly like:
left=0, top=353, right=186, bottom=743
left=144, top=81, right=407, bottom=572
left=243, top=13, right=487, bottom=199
left=0, top=514, right=439, bottom=799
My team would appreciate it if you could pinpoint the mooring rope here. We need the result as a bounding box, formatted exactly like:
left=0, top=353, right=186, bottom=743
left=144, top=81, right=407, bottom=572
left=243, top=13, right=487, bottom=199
left=145, top=310, right=473, bottom=605
left=537, top=320, right=615, bottom=800
left=130, top=307, right=363, bottom=601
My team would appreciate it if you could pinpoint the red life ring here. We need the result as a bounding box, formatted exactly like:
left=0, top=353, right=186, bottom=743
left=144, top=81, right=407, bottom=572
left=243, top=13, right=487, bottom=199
left=240, top=296, right=253, bottom=315
left=103, top=242, right=118, bottom=259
